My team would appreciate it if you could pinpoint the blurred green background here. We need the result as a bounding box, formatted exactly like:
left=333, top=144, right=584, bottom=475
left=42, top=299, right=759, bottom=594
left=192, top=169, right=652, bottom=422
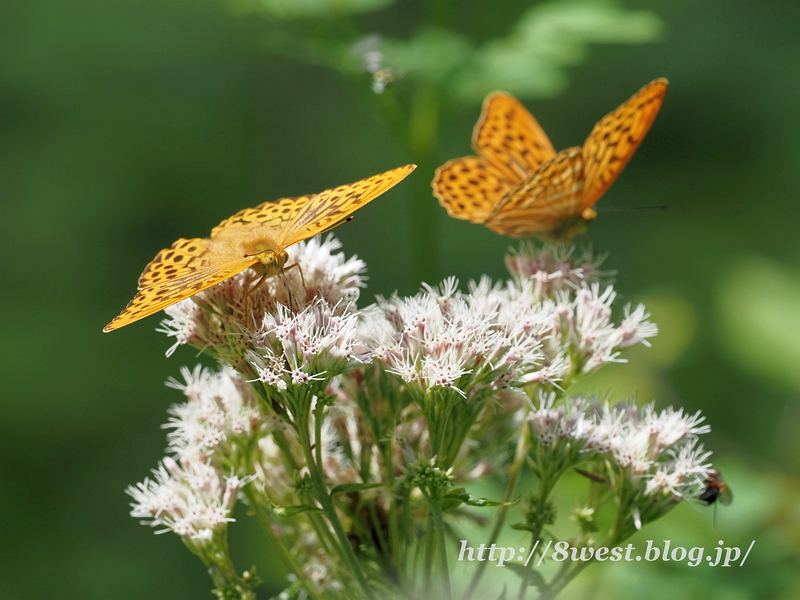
left=2, top=0, right=799, bottom=598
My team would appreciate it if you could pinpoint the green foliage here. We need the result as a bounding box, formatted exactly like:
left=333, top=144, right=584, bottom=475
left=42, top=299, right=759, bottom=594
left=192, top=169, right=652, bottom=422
left=231, top=0, right=396, bottom=19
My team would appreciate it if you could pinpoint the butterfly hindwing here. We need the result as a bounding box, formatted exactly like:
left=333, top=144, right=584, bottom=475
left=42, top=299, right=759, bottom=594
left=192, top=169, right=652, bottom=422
left=432, top=156, right=510, bottom=224
left=473, top=92, right=557, bottom=183
left=581, top=78, right=668, bottom=210
left=485, top=147, right=585, bottom=238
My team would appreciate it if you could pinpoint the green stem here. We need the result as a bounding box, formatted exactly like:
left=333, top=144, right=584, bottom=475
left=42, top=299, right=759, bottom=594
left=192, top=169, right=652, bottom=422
left=515, top=471, right=558, bottom=600
left=426, top=492, right=453, bottom=600
left=462, top=421, right=529, bottom=600
left=246, top=489, right=324, bottom=600
left=407, top=85, right=441, bottom=287
left=423, top=512, right=436, bottom=589
left=319, top=488, right=377, bottom=600
left=271, top=426, right=351, bottom=591
left=537, top=481, right=633, bottom=599
left=380, top=444, right=405, bottom=589
left=308, top=401, right=376, bottom=600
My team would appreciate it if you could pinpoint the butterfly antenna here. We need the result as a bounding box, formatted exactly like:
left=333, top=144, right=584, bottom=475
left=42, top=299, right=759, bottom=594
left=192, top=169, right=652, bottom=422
left=319, top=215, right=354, bottom=236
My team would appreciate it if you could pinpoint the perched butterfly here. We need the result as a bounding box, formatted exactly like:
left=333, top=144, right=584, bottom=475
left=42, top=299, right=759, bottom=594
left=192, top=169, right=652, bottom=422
left=432, top=79, right=668, bottom=241
left=698, top=470, right=733, bottom=506
left=104, top=165, right=416, bottom=332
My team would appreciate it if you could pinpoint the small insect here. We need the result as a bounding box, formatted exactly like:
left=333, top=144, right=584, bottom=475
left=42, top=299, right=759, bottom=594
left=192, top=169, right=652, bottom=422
left=698, top=470, right=733, bottom=506
left=432, top=79, right=668, bottom=241
left=575, top=468, right=613, bottom=488
left=104, top=165, right=416, bottom=332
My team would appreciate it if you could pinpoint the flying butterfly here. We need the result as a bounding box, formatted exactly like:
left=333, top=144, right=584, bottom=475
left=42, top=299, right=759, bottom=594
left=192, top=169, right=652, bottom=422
left=104, top=165, right=416, bottom=332
left=432, top=79, right=668, bottom=241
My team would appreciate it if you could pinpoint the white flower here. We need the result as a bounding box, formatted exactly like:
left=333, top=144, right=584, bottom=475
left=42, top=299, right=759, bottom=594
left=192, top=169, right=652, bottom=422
left=546, top=283, right=658, bottom=376
left=246, top=299, right=363, bottom=390
left=164, top=365, right=265, bottom=461
left=505, top=242, right=608, bottom=300
left=527, top=392, right=593, bottom=446
left=363, top=278, right=549, bottom=394
left=526, top=393, right=715, bottom=501
left=127, top=457, right=244, bottom=544
left=645, top=439, right=713, bottom=498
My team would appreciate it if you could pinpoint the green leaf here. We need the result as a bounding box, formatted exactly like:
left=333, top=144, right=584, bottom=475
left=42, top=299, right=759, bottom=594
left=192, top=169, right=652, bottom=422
left=330, top=482, right=384, bottom=496
left=451, top=0, right=663, bottom=101
left=382, top=28, right=473, bottom=82
left=272, top=504, right=323, bottom=517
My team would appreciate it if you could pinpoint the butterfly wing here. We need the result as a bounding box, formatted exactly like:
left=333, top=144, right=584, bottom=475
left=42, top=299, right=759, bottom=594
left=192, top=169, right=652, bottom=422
left=209, top=195, right=314, bottom=239
left=276, top=164, right=416, bottom=247
left=581, top=78, right=668, bottom=210
left=432, top=156, right=511, bottom=224
left=209, top=166, right=415, bottom=249
left=473, top=92, right=557, bottom=183
left=103, top=237, right=255, bottom=332
left=484, top=147, right=585, bottom=238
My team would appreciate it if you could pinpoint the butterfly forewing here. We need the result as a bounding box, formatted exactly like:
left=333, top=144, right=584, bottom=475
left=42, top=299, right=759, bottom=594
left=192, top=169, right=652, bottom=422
left=104, top=238, right=256, bottom=332
left=279, top=164, right=416, bottom=247
left=473, top=92, right=557, bottom=183
left=432, top=156, right=510, bottom=224
left=485, top=147, right=585, bottom=238
left=581, top=78, right=668, bottom=210
left=209, top=195, right=314, bottom=239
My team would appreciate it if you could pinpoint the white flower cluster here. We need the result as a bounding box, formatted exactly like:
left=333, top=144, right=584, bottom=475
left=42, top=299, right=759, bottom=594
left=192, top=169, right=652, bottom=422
left=363, top=275, right=657, bottom=395
left=540, top=283, right=658, bottom=377
left=158, top=235, right=366, bottom=360
left=527, top=393, right=713, bottom=500
left=247, top=299, right=363, bottom=390
left=505, top=242, right=607, bottom=301
left=526, top=393, right=594, bottom=446
left=164, top=365, right=265, bottom=460
left=127, top=457, right=242, bottom=547
left=128, top=366, right=267, bottom=543
left=363, top=277, right=549, bottom=395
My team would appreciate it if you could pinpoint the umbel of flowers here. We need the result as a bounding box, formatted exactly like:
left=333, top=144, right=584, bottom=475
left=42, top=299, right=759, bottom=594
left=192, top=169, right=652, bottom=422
left=129, top=236, right=716, bottom=600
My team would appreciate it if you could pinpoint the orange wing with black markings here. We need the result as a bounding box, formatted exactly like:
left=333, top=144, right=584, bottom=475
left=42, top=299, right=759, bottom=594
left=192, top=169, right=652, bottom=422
left=433, top=79, right=667, bottom=240
left=105, top=165, right=415, bottom=332
left=581, top=78, right=668, bottom=210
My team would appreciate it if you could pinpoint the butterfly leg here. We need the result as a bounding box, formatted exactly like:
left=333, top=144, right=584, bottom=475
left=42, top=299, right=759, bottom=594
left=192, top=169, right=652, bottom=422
left=280, top=262, right=309, bottom=311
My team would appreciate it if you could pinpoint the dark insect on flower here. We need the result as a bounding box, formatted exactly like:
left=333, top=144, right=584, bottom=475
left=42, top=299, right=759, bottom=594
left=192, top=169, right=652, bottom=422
left=575, top=468, right=613, bottom=488
left=698, top=469, right=733, bottom=506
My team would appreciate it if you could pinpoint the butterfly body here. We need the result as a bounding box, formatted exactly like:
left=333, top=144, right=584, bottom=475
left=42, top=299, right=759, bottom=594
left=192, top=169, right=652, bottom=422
left=213, top=224, right=289, bottom=274
left=433, top=79, right=668, bottom=240
left=105, top=165, right=416, bottom=332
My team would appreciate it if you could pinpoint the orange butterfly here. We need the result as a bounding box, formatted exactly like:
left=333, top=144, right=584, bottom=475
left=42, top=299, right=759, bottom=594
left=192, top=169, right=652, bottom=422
left=104, top=165, right=415, bottom=332
left=432, top=79, right=668, bottom=241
